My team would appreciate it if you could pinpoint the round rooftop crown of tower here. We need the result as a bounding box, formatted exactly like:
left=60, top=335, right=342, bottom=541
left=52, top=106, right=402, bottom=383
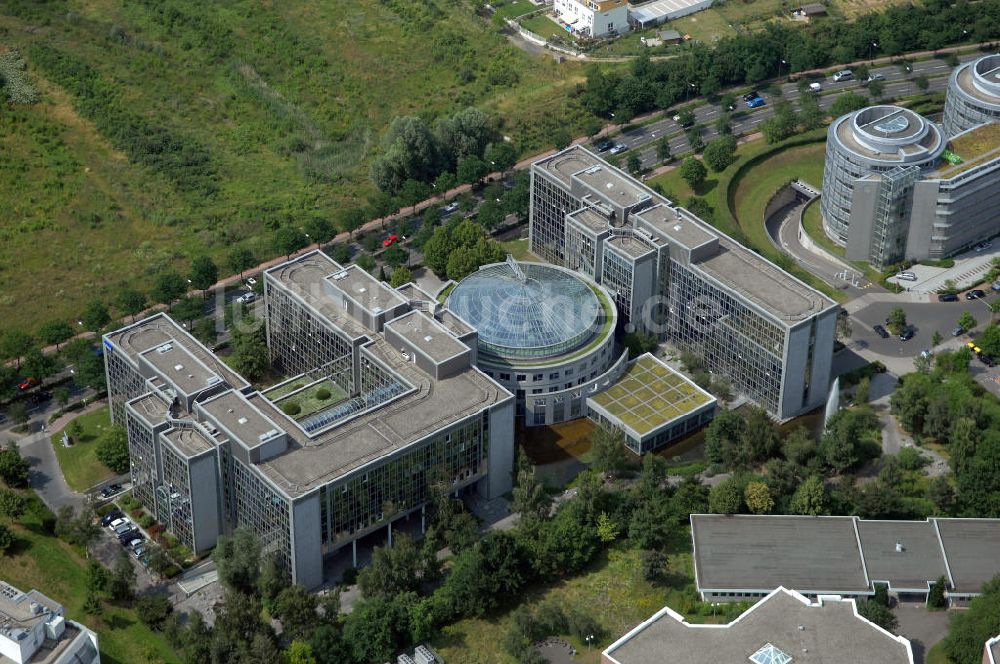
left=943, top=54, right=1000, bottom=137
left=447, top=261, right=607, bottom=360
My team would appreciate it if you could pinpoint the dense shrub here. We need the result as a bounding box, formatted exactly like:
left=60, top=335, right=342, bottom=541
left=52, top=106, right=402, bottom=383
left=282, top=401, right=302, bottom=416
left=315, top=388, right=331, bottom=401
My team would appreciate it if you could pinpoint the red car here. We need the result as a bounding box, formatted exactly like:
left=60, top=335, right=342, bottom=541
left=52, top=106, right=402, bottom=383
left=382, top=234, right=399, bottom=248
left=17, top=377, right=38, bottom=391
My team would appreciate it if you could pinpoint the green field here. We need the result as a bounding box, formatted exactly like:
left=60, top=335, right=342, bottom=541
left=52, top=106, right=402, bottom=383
left=434, top=544, right=706, bottom=663
left=0, top=0, right=589, bottom=332
left=520, top=14, right=575, bottom=41
left=1, top=493, right=179, bottom=664
left=50, top=406, right=115, bottom=492
left=499, top=237, right=535, bottom=261
left=493, top=0, right=539, bottom=21
left=277, top=379, right=349, bottom=420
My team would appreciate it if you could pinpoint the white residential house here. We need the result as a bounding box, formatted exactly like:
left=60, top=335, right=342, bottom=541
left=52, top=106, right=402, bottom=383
left=553, top=0, right=628, bottom=37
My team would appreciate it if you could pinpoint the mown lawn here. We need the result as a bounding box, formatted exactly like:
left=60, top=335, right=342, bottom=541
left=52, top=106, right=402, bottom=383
left=521, top=14, right=575, bottom=41
left=50, top=406, right=115, bottom=492
left=493, top=0, right=538, bottom=21
left=1, top=492, right=179, bottom=664
left=499, top=238, right=535, bottom=261
left=433, top=542, right=712, bottom=663
left=0, top=0, right=589, bottom=332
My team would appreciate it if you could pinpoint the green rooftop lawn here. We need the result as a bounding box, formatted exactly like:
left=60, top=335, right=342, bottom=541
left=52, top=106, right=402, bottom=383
left=50, top=406, right=115, bottom=492
left=277, top=379, right=349, bottom=420
left=264, top=378, right=309, bottom=400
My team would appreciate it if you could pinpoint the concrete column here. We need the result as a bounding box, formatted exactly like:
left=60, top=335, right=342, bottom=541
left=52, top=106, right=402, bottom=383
left=387, top=519, right=393, bottom=547
left=421, top=505, right=426, bottom=534
left=352, top=539, right=357, bottom=568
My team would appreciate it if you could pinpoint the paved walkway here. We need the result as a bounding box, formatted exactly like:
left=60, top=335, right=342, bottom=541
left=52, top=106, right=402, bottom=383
left=17, top=430, right=84, bottom=512
left=889, top=245, right=1000, bottom=293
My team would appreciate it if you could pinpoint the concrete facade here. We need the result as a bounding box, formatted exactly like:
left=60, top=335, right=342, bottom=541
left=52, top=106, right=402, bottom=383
left=943, top=54, right=1000, bottom=137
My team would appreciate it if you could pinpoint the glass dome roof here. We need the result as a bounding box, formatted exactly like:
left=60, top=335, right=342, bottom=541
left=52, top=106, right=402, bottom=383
left=447, top=260, right=604, bottom=360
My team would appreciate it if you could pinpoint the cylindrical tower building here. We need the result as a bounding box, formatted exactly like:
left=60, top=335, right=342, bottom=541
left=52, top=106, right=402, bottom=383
left=943, top=54, right=1000, bottom=137
left=821, top=105, right=945, bottom=246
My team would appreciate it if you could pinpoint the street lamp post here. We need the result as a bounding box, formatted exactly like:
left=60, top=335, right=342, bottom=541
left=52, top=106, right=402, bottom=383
left=586, top=634, right=595, bottom=651
left=686, top=81, right=696, bottom=102
left=778, top=58, right=786, bottom=80
left=870, top=41, right=878, bottom=62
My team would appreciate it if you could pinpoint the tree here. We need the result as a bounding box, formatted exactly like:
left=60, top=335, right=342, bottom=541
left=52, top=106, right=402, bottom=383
left=914, top=74, right=929, bottom=91
left=626, top=153, right=642, bottom=175
left=152, top=271, right=187, bottom=309
left=135, top=595, right=172, bottom=630
left=82, top=592, right=102, bottom=616
left=0, top=444, right=30, bottom=488
left=552, top=128, right=572, bottom=151
left=341, top=592, right=417, bottom=663
left=171, top=297, right=204, bottom=329
left=228, top=247, right=257, bottom=280
left=358, top=534, right=425, bottom=598
left=437, top=107, right=495, bottom=168
left=214, top=528, right=262, bottom=595
left=338, top=208, right=367, bottom=238
left=275, top=227, right=308, bottom=259
left=790, top=476, right=828, bottom=515
left=830, top=92, right=869, bottom=117
left=855, top=376, right=870, bottom=404
left=116, top=287, right=147, bottom=321
left=856, top=599, right=898, bottom=632
left=484, top=141, right=518, bottom=174
left=371, top=116, right=441, bottom=195
left=0, top=490, right=26, bottom=521
left=590, top=424, right=627, bottom=474
left=511, top=455, right=551, bottom=524
left=389, top=266, right=412, bottom=288
left=886, top=307, right=907, bottom=335
left=957, top=310, right=977, bottom=333
left=456, top=155, right=488, bottom=185
left=6, top=403, right=29, bottom=428
left=744, top=481, right=774, bottom=514
left=596, top=512, right=619, bottom=543
left=677, top=109, right=695, bottom=127
left=0, top=329, right=33, bottom=369
left=108, top=549, right=136, bottom=601
left=54, top=505, right=99, bottom=547
left=382, top=243, right=408, bottom=269
left=867, top=79, right=886, bottom=100
left=229, top=322, right=270, bottom=382
left=96, top=425, right=130, bottom=473
left=944, top=575, right=1000, bottom=664
left=931, top=330, right=942, bottom=348
left=37, top=320, right=74, bottom=351
left=0, top=523, right=15, bottom=555
left=285, top=641, right=318, bottom=664
left=761, top=101, right=799, bottom=143
left=656, top=138, right=672, bottom=163
left=708, top=476, right=743, bottom=514
left=702, top=135, right=738, bottom=172
left=928, top=575, right=948, bottom=608
left=189, top=256, right=219, bottom=295
left=23, top=348, right=57, bottom=381
left=273, top=585, right=319, bottom=642
left=685, top=126, right=704, bottom=152
left=679, top=157, right=707, bottom=190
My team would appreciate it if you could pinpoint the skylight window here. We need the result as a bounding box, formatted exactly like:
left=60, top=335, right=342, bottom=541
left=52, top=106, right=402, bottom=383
left=873, top=114, right=909, bottom=134
left=750, top=643, right=792, bottom=664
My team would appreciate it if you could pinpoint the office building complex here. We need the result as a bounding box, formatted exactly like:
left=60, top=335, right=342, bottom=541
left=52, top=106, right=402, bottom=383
left=603, top=587, right=913, bottom=664
left=691, top=514, right=1000, bottom=606
left=530, top=146, right=838, bottom=420
left=943, top=54, right=1000, bottom=137
left=552, top=0, right=628, bottom=37
left=823, top=91, right=1000, bottom=269
left=446, top=258, right=625, bottom=426
left=105, top=252, right=514, bottom=588
left=0, top=582, right=100, bottom=664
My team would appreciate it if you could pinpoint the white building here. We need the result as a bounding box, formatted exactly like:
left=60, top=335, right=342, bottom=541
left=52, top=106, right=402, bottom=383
left=553, top=0, right=628, bottom=37
left=0, top=582, right=99, bottom=664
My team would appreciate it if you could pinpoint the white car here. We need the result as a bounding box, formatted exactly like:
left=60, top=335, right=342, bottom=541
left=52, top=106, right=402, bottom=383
left=609, top=143, right=628, bottom=155
left=442, top=202, right=460, bottom=215
left=867, top=73, right=885, bottom=82
left=808, top=82, right=821, bottom=92
left=832, top=70, right=854, bottom=82
left=236, top=292, right=257, bottom=304
left=896, top=271, right=918, bottom=282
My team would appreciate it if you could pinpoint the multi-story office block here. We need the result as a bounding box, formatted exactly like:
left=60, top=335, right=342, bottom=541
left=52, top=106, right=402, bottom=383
left=943, top=54, right=1000, bottom=137
left=530, top=146, right=838, bottom=420
left=821, top=104, right=1000, bottom=268
left=105, top=252, right=514, bottom=588
left=446, top=258, right=624, bottom=426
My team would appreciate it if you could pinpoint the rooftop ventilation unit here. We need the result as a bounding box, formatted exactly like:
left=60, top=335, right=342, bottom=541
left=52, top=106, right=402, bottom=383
left=259, top=429, right=281, bottom=442
left=174, top=364, right=184, bottom=371
left=895, top=541, right=905, bottom=552
left=357, top=287, right=367, bottom=294
left=156, top=343, right=173, bottom=354
left=237, top=417, right=248, bottom=425
left=424, top=335, right=433, bottom=342
left=673, top=224, right=683, bottom=232
left=207, top=376, right=221, bottom=386
left=332, top=271, right=348, bottom=280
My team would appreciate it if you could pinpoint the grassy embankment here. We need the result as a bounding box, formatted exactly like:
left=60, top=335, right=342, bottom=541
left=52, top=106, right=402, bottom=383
left=50, top=406, right=115, bottom=492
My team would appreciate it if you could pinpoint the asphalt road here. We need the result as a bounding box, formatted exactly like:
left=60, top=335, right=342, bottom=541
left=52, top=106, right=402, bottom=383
left=597, top=54, right=980, bottom=170
left=850, top=294, right=996, bottom=356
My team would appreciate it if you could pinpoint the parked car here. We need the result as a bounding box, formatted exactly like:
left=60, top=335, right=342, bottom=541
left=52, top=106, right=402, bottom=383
left=609, top=143, right=628, bottom=155
left=17, top=377, right=38, bottom=391
left=920, top=349, right=933, bottom=359
left=132, top=544, right=147, bottom=560
left=833, top=70, right=854, bottom=82
left=382, top=234, right=399, bottom=248
left=808, top=82, right=822, bottom=92
left=100, top=484, right=122, bottom=499
left=952, top=326, right=965, bottom=336
left=873, top=324, right=890, bottom=339
left=992, top=281, right=1000, bottom=292
left=236, top=292, right=256, bottom=304
left=107, top=518, right=127, bottom=530
left=867, top=72, right=884, bottom=82
left=244, top=277, right=257, bottom=288
left=113, top=522, right=135, bottom=537
left=966, top=289, right=986, bottom=300
left=899, top=328, right=914, bottom=341
left=101, top=509, right=124, bottom=527
left=939, top=293, right=959, bottom=302
left=975, top=241, right=993, bottom=252
left=746, top=97, right=766, bottom=109
left=441, top=202, right=460, bottom=215
left=742, top=91, right=761, bottom=102
left=896, top=271, right=917, bottom=281
left=119, top=530, right=142, bottom=546
left=595, top=139, right=615, bottom=152
left=982, top=355, right=996, bottom=367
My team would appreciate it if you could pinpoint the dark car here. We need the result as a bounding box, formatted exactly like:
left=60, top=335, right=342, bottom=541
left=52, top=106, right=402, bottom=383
left=742, top=91, right=761, bottom=102
left=981, top=355, right=996, bottom=367
left=966, top=289, right=986, bottom=300
left=939, top=293, right=959, bottom=302
left=899, top=328, right=915, bottom=341
left=119, top=530, right=142, bottom=546
left=596, top=139, right=615, bottom=152
left=873, top=324, right=890, bottom=339
left=100, top=483, right=122, bottom=499
left=100, top=509, right=124, bottom=527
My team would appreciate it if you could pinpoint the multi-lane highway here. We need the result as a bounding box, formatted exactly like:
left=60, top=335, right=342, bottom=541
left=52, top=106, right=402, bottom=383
left=598, top=54, right=977, bottom=170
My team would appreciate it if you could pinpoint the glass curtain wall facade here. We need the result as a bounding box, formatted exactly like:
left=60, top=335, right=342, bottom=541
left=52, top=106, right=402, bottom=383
left=159, top=442, right=195, bottom=550
left=319, top=414, right=488, bottom=550
left=124, top=411, right=159, bottom=514
left=222, top=448, right=293, bottom=573
left=107, top=351, right=147, bottom=424
left=666, top=264, right=785, bottom=415
left=530, top=174, right=576, bottom=264
left=867, top=167, right=919, bottom=268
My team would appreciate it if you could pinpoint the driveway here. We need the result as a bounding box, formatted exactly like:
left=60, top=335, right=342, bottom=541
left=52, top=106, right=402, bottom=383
left=16, top=429, right=85, bottom=513
left=894, top=604, right=952, bottom=664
